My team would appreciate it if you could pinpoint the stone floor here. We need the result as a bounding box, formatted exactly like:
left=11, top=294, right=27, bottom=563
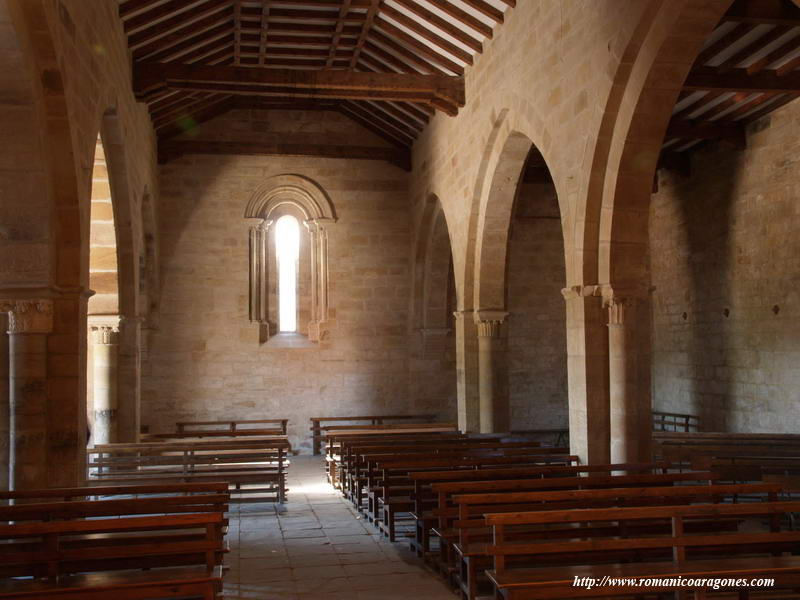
left=223, top=455, right=455, bottom=600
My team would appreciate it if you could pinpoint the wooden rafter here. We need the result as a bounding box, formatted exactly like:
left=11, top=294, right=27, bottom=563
left=684, top=67, right=800, bottom=93
left=390, top=0, right=483, bottom=53
left=349, top=0, right=379, bottom=69
left=747, top=33, right=800, bottom=74
left=723, top=0, right=800, bottom=26
left=423, top=0, right=493, bottom=39
left=123, top=0, right=199, bottom=33
left=234, top=1, right=242, bottom=66
left=158, top=139, right=411, bottom=170
left=378, top=4, right=472, bottom=65
left=127, top=0, right=231, bottom=50
left=134, top=63, right=465, bottom=114
left=460, top=0, right=504, bottom=23
left=716, top=25, right=791, bottom=73
left=258, top=1, right=270, bottom=66
left=132, top=11, right=233, bottom=60
left=373, top=17, right=463, bottom=74
left=326, top=0, right=352, bottom=69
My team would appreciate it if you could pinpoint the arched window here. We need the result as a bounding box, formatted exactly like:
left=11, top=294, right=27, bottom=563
left=275, top=215, right=300, bottom=333
left=245, top=174, right=337, bottom=344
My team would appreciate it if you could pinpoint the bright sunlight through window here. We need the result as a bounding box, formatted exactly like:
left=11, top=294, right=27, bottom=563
left=275, top=215, right=300, bottom=333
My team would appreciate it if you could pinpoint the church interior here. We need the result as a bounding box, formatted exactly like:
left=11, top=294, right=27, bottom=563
left=4, top=0, right=800, bottom=598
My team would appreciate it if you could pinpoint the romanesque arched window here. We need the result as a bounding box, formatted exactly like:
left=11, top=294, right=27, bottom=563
left=245, top=175, right=336, bottom=343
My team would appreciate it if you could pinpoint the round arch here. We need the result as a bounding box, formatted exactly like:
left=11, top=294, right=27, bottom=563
left=244, top=174, right=337, bottom=223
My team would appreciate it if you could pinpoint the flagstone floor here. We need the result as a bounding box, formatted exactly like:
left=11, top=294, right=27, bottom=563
left=223, top=455, right=455, bottom=600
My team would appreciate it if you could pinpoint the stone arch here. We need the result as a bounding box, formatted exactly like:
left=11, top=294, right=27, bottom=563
left=0, top=0, right=86, bottom=489
left=412, top=195, right=455, bottom=329
left=244, top=174, right=337, bottom=222
left=586, top=0, right=732, bottom=462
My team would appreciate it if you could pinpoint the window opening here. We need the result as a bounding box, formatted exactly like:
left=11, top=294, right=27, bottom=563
left=275, top=215, right=300, bottom=332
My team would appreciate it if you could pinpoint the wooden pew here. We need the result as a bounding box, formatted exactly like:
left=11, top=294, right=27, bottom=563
left=325, top=431, right=470, bottom=487
left=87, top=439, right=290, bottom=503
left=342, top=440, right=547, bottom=504
left=484, top=500, right=800, bottom=599
left=453, top=481, right=777, bottom=600
left=409, top=463, right=670, bottom=558
left=0, top=485, right=230, bottom=599
left=0, top=512, right=226, bottom=599
left=369, top=450, right=576, bottom=541
left=652, top=410, right=700, bottom=432
left=145, top=418, right=289, bottom=440
left=310, top=414, right=437, bottom=454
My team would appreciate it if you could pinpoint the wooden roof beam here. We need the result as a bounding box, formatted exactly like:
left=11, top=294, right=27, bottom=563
left=684, top=66, right=800, bottom=92
left=134, top=62, right=465, bottom=114
left=326, top=0, right=352, bottom=68
left=723, top=0, right=800, bottom=26
left=131, top=11, right=233, bottom=60
left=123, top=0, right=200, bottom=33
left=746, top=33, right=800, bottom=75
left=337, top=103, right=411, bottom=147
left=390, top=0, right=483, bottom=53
left=378, top=4, right=472, bottom=65
left=127, top=0, right=231, bottom=49
left=349, top=0, right=379, bottom=69
left=258, top=1, right=270, bottom=66
left=373, top=17, right=465, bottom=74
left=665, top=118, right=746, bottom=147
left=422, top=0, right=493, bottom=38
left=158, top=139, right=412, bottom=170
left=460, top=0, right=504, bottom=23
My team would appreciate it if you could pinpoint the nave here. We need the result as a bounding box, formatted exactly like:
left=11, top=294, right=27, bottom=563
left=224, top=455, right=452, bottom=600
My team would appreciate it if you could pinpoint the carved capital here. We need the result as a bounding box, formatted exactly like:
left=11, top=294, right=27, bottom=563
left=475, top=311, right=508, bottom=338
left=561, top=284, right=603, bottom=300
left=0, top=299, right=54, bottom=334
left=604, top=296, right=629, bottom=326
left=452, top=310, right=472, bottom=322
left=91, top=325, right=119, bottom=345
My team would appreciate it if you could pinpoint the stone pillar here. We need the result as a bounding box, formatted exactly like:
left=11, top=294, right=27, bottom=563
left=475, top=310, right=509, bottom=433
left=453, top=311, right=479, bottom=432
left=1, top=300, right=53, bottom=490
left=0, top=313, right=8, bottom=491
left=604, top=290, right=652, bottom=463
left=117, top=315, right=140, bottom=442
left=90, top=322, right=119, bottom=445
left=562, top=285, right=610, bottom=465
left=306, top=218, right=334, bottom=342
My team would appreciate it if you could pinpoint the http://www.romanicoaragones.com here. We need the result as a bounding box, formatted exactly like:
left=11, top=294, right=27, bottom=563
left=573, top=575, right=775, bottom=591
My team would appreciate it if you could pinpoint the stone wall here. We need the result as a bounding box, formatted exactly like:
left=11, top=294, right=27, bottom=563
left=650, top=99, right=800, bottom=433
left=142, top=108, right=453, bottom=451
left=507, top=182, right=568, bottom=430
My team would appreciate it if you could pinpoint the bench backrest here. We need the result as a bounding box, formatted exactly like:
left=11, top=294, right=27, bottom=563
left=0, top=511, right=226, bottom=579
left=484, top=499, right=800, bottom=573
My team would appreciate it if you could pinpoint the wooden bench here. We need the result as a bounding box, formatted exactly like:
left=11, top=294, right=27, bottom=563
left=87, top=439, right=290, bottom=503
left=485, top=499, right=800, bottom=599
left=310, top=414, right=437, bottom=454
left=409, top=463, right=671, bottom=558
left=0, top=512, right=226, bottom=599
left=368, top=450, right=576, bottom=541
left=145, top=418, right=289, bottom=440
left=0, top=486, right=230, bottom=599
left=453, top=480, right=776, bottom=600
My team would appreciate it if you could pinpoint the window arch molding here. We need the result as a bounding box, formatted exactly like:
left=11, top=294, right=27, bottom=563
left=244, top=175, right=337, bottom=343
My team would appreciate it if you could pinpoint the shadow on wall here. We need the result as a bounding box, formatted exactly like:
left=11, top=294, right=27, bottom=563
left=651, top=141, right=744, bottom=431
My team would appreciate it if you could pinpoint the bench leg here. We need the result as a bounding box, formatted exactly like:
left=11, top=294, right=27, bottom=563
left=385, top=506, right=395, bottom=542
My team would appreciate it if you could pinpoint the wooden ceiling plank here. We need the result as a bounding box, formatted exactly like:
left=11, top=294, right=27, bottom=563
left=149, top=90, right=194, bottom=113
left=349, top=0, right=380, bottom=69
left=242, top=34, right=357, bottom=48
left=362, top=40, right=416, bottom=73
left=369, top=28, right=454, bottom=75
left=459, top=0, right=503, bottom=23
left=139, top=22, right=234, bottom=62
left=392, top=100, right=430, bottom=123
left=341, top=99, right=417, bottom=140
left=694, top=22, right=758, bottom=66
left=128, top=0, right=231, bottom=49
left=683, top=66, right=800, bottom=92
left=258, top=1, right=270, bottom=66
left=691, top=92, right=749, bottom=121
left=373, top=17, right=464, bottom=74
left=723, top=0, right=800, bottom=26
left=153, top=93, right=223, bottom=127
left=720, top=91, right=780, bottom=121
left=741, top=91, right=799, bottom=122
left=716, top=25, right=791, bottom=74
left=123, top=0, right=202, bottom=33
left=249, top=7, right=366, bottom=22
left=776, top=53, right=800, bottom=76
left=158, top=139, right=412, bottom=170
left=233, top=97, right=340, bottom=111
left=390, top=0, right=482, bottom=53
left=671, top=91, right=725, bottom=121
left=132, top=11, right=233, bottom=59
left=422, top=0, right=493, bottom=38
left=326, top=0, right=352, bottom=68
left=365, top=99, right=423, bottom=133
left=120, top=0, right=174, bottom=20
left=242, top=22, right=360, bottom=35
left=379, top=4, right=472, bottom=64
left=189, top=46, right=235, bottom=65
left=747, top=33, right=800, bottom=74
left=338, top=103, right=412, bottom=147
left=234, top=0, right=242, bottom=65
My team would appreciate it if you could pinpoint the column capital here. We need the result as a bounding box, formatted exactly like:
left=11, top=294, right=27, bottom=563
left=452, top=309, right=473, bottom=321
left=600, top=283, right=653, bottom=326
left=89, top=315, right=121, bottom=344
left=0, top=299, right=54, bottom=334
left=561, top=284, right=603, bottom=300
left=474, top=310, right=508, bottom=338
left=304, top=217, right=336, bottom=232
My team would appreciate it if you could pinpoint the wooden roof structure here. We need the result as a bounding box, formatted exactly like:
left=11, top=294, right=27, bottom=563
left=119, top=0, right=512, bottom=165
left=661, top=0, right=800, bottom=173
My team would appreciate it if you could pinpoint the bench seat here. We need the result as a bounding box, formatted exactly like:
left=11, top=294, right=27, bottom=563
left=0, top=566, right=223, bottom=599
left=487, top=556, right=800, bottom=599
